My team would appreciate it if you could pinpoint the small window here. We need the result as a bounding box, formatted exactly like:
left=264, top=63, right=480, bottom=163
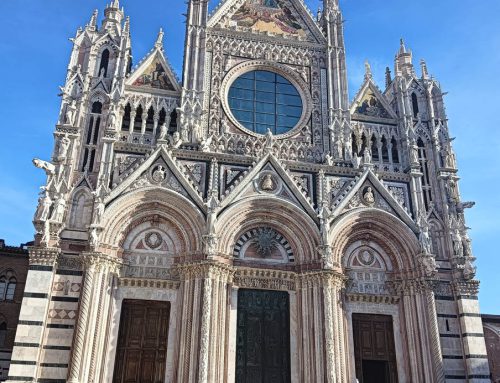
left=121, top=104, right=131, bottom=131
left=99, top=49, right=110, bottom=77
left=91, top=101, right=103, bottom=114
left=371, top=136, right=379, bottom=161
left=391, top=137, right=400, bottom=163
left=0, top=322, right=6, bottom=347
left=411, top=93, right=419, bottom=118
left=0, top=278, right=5, bottom=301
left=6, top=278, right=16, bottom=300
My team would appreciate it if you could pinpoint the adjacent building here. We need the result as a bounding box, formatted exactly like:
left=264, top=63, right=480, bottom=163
left=5, top=0, right=495, bottom=382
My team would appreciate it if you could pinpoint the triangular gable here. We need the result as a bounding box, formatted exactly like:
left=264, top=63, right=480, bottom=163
left=126, top=48, right=180, bottom=93
left=218, top=152, right=317, bottom=221
left=208, top=0, right=325, bottom=43
left=330, top=167, right=417, bottom=232
left=350, top=78, right=398, bottom=121
left=105, top=145, right=205, bottom=211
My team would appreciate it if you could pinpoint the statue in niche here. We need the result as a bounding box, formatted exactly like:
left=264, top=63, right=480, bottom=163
left=410, top=144, right=419, bottom=165
left=107, top=106, right=118, bottom=131
left=152, top=165, right=167, bottom=183
left=344, top=134, right=352, bottom=160
left=56, top=135, right=71, bottom=162
left=363, top=186, right=375, bottom=205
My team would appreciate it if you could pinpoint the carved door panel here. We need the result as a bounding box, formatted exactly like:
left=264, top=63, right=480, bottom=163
left=353, top=314, right=398, bottom=383
left=236, top=289, right=291, bottom=383
left=113, top=300, right=170, bottom=383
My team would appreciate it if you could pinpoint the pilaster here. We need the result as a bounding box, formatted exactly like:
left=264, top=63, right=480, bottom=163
left=452, top=280, right=491, bottom=382
left=7, top=247, right=59, bottom=383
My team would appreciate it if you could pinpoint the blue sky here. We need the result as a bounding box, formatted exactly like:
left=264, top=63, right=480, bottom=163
left=0, top=0, right=498, bottom=313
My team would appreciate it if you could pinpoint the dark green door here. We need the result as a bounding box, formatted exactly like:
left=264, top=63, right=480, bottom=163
left=236, top=289, right=291, bottom=383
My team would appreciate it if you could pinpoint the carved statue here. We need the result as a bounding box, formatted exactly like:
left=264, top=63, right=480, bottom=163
left=40, top=222, right=51, bottom=247
left=50, top=194, right=67, bottom=222
left=170, top=131, right=183, bottom=148
left=265, top=129, right=274, bottom=149
left=419, top=254, right=437, bottom=277
left=363, top=147, right=372, bottom=164
left=107, top=107, right=118, bottom=131
left=158, top=122, right=168, bottom=141
left=33, top=158, right=56, bottom=176
left=452, top=228, right=464, bottom=257
left=56, top=135, right=71, bottom=161
left=324, top=152, right=334, bottom=166
left=463, top=258, right=477, bottom=280
left=363, top=187, right=375, bottom=205
left=344, top=134, right=352, bottom=161
left=261, top=174, right=275, bottom=191
left=35, top=189, right=52, bottom=222
left=200, top=136, right=212, bottom=152
left=65, top=100, right=77, bottom=126
left=410, top=145, right=419, bottom=165
left=93, top=198, right=105, bottom=225
left=419, top=225, right=433, bottom=254
left=89, top=228, right=100, bottom=249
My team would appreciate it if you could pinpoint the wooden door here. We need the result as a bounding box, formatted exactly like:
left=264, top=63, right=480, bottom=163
left=353, top=314, right=398, bottom=383
left=112, top=300, right=170, bottom=383
left=236, top=289, right=291, bottom=383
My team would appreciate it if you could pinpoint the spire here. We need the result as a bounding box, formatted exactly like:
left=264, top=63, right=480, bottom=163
left=396, top=38, right=414, bottom=77
left=155, top=28, right=164, bottom=50
left=420, top=59, right=429, bottom=79
left=88, top=9, right=98, bottom=29
left=103, top=0, right=124, bottom=27
left=385, top=67, right=392, bottom=89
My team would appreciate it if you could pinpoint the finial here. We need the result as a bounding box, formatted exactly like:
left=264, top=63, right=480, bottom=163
left=399, top=38, right=407, bottom=55
left=385, top=67, right=392, bottom=89
left=420, top=59, right=429, bottom=79
left=89, top=9, right=98, bottom=28
left=111, top=0, right=120, bottom=8
left=364, top=60, right=372, bottom=80
left=155, top=28, right=164, bottom=50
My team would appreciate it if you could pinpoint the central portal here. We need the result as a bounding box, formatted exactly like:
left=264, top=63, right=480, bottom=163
left=236, top=289, right=291, bottom=383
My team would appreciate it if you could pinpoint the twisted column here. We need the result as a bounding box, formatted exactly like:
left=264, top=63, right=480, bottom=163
left=198, top=276, right=213, bottom=383
left=67, top=253, right=98, bottom=383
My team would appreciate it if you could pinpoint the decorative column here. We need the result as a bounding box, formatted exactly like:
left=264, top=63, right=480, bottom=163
left=173, top=262, right=233, bottom=383
left=67, top=253, right=100, bottom=383
left=7, top=247, right=59, bottom=382
left=322, top=272, right=348, bottom=383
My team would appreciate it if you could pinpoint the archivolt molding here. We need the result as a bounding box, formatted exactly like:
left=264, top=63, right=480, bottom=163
left=330, top=209, right=420, bottom=273
left=217, top=197, right=320, bottom=263
left=100, top=188, right=205, bottom=254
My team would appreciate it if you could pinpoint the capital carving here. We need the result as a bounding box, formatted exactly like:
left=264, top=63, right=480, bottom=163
left=28, top=246, right=61, bottom=267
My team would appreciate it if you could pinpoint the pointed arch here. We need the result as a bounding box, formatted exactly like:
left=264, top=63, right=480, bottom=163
left=217, top=197, right=320, bottom=263
left=99, top=48, right=110, bottom=77
left=69, top=187, right=93, bottom=230
left=100, top=188, right=205, bottom=255
left=411, top=92, right=419, bottom=118
left=331, top=209, right=420, bottom=273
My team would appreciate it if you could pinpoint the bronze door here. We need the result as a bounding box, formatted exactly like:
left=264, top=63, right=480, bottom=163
left=112, top=300, right=170, bottom=383
left=353, top=314, right=398, bottom=383
left=236, top=289, right=291, bottom=383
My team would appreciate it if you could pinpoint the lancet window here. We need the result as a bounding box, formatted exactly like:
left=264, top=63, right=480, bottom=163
left=412, top=93, right=419, bottom=118
left=81, top=101, right=102, bottom=173
left=99, top=49, right=110, bottom=77
left=418, top=138, right=433, bottom=210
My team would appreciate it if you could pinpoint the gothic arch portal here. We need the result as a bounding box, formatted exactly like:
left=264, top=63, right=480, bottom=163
left=217, top=197, right=320, bottom=263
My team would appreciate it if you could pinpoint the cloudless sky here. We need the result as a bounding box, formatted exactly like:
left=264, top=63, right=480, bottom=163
left=0, top=0, right=498, bottom=313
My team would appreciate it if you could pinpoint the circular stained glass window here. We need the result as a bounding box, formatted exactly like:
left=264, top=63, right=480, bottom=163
left=228, top=70, right=303, bottom=135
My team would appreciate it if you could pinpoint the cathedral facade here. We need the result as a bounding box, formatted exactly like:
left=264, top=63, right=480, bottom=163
left=6, top=0, right=492, bottom=382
